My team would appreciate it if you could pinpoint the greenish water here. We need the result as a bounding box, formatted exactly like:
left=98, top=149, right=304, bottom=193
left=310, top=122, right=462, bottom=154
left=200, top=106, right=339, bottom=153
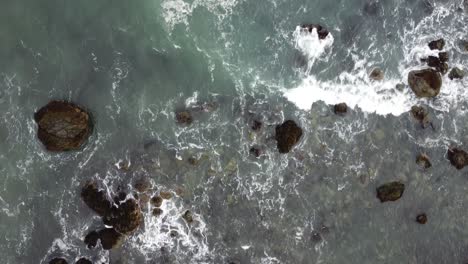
left=1, top=0, right=468, bottom=263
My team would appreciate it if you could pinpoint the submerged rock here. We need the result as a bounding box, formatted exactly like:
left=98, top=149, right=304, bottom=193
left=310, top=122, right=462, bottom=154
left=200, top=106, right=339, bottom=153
left=249, top=146, right=261, bottom=157
left=428, top=38, right=445, bottom=50
left=160, top=191, right=173, bottom=200
left=98, top=228, right=124, bottom=250
left=133, top=177, right=152, bottom=193
left=416, top=153, right=432, bottom=169
left=334, top=103, right=348, bottom=115
left=152, top=208, right=163, bottom=217
left=49, top=258, right=68, bottom=264
left=182, top=210, right=194, bottom=223
left=76, top=258, right=92, bottom=264
left=81, top=181, right=113, bottom=217
left=448, top=67, right=465, bottom=80
left=416, top=213, right=428, bottom=224
left=395, top=83, right=405, bottom=91
left=104, top=199, right=142, bottom=235
left=408, top=69, right=442, bottom=98
left=376, top=182, right=405, bottom=202
left=410, top=106, right=431, bottom=128
left=34, top=101, right=92, bottom=151
left=369, top=68, right=384, bottom=81
left=447, top=147, right=468, bottom=170
left=301, top=24, right=329, bottom=39
left=84, top=230, right=100, bottom=249
left=251, top=120, right=263, bottom=131
left=438, top=52, right=449, bottom=62
left=275, top=120, right=303, bottom=153
left=175, top=110, right=193, bottom=125
left=151, top=196, right=163, bottom=207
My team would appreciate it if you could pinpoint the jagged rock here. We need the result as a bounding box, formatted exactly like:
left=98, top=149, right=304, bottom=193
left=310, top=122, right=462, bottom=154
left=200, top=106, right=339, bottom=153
left=428, top=38, right=445, bottom=50
left=152, top=208, right=163, bottom=217
left=76, top=258, right=92, bottom=264
left=84, top=230, right=100, bottom=249
left=408, top=69, right=442, bottom=98
left=424, top=56, right=448, bottom=74
left=175, top=110, right=193, bottom=125
left=251, top=120, right=263, bottom=131
left=301, top=24, right=329, bottom=39
left=104, top=199, right=142, bottom=235
left=49, top=258, right=68, bottom=264
left=416, top=154, right=432, bottom=169
left=34, top=101, right=92, bottom=151
left=438, top=52, right=449, bottom=62
left=448, top=67, right=465, bottom=80
left=275, top=120, right=303, bottom=153
left=160, top=191, right=173, bottom=200
left=81, top=181, right=113, bottom=217
left=98, top=228, right=124, bottom=250
left=416, top=213, right=427, bottom=224
left=410, top=106, right=431, bottom=128
left=249, top=147, right=261, bottom=157
left=447, top=147, right=468, bottom=170
left=133, top=177, right=152, bottom=193
left=334, top=103, right=348, bottom=115
left=376, top=182, right=405, bottom=202
left=369, top=68, right=384, bottom=81
left=150, top=196, right=163, bottom=207
left=182, top=210, right=194, bottom=223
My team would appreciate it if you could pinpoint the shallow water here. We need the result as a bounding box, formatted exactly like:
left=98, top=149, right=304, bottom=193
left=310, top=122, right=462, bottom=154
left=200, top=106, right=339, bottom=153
left=1, top=0, right=468, bottom=263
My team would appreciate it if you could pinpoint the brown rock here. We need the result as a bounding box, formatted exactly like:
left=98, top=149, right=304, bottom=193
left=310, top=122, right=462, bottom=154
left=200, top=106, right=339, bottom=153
left=160, top=191, right=173, bottom=200
left=105, top=199, right=142, bottom=235
left=447, top=147, right=468, bottom=170
left=448, top=67, right=465, bottom=80
left=150, top=196, right=163, bottom=207
left=133, top=178, right=152, bottom=193
left=408, top=69, right=442, bottom=98
left=428, top=38, right=445, bottom=50
left=34, top=101, right=92, bottom=151
left=84, top=230, right=100, bottom=249
left=334, top=103, right=348, bottom=115
left=98, top=228, right=124, bottom=250
left=376, top=181, right=405, bottom=202
left=175, top=111, right=193, bottom=125
left=152, top=208, right=163, bottom=217
left=369, top=68, right=384, bottom=81
left=275, top=120, right=303, bottom=153
left=438, top=52, right=449, bottom=62
left=416, top=213, right=427, bottom=224
left=416, top=154, right=431, bottom=169
left=81, top=181, right=113, bottom=217
left=182, top=210, right=194, bottom=223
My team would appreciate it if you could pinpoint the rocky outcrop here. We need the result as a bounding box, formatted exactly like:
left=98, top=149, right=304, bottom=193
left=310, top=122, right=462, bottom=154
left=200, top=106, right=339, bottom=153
left=369, top=68, right=384, bottom=81
left=447, top=147, right=468, bottom=170
left=151, top=196, right=163, bottom=207
left=408, top=69, right=442, bottom=98
left=34, top=101, right=92, bottom=151
left=376, top=181, right=405, bottom=202
left=448, top=67, right=465, bottom=80
left=410, top=105, right=432, bottom=129
left=81, top=181, right=113, bottom=217
left=423, top=56, right=448, bottom=74
left=275, top=120, right=303, bottom=153
left=103, top=199, right=143, bottom=235
left=301, top=24, right=329, bottom=39
left=428, top=38, right=445, bottom=50
left=334, top=103, right=348, bottom=115
left=438, top=52, right=449, bottom=62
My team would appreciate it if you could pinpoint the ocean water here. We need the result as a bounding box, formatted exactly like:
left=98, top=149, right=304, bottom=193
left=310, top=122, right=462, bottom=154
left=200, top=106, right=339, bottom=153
left=1, top=0, right=468, bottom=263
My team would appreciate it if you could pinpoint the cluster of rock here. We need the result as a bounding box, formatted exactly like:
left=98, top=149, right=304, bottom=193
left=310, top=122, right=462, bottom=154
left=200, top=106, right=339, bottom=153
left=49, top=258, right=91, bottom=264
left=300, top=24, right=329, bottom=39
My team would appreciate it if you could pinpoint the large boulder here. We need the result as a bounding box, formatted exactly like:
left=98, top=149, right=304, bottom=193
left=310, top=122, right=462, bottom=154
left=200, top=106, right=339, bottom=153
left=34, top=101, right=92, bottom=151
left=424, top=56, right=448, bottom=74
left=376, top=181, right=405, bottom=202
left=103, top=199, right=142, bottom=235
left=97, top=228, right=124, bottom=250
left=408, top=69, right=442, bottom=98
left=334, top=103, right=348, bottom=115
left=447, top=148, right=468, bottom=170
left=301, top=24, right=329, bottom=39
left=275, top=120, right=303, bottom=153
left=428, top=38, right=445, bottom=50
left=81, top=181, right=113, bottom=217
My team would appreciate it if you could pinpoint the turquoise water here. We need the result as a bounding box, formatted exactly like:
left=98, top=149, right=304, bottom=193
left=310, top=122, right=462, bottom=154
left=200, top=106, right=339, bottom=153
left=1, top=0, right=468, bottom=263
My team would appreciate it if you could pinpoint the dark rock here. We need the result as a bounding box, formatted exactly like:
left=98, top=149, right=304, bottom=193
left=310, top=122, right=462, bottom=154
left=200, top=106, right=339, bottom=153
left=49, top=258, right=68, bottom=264
left=334, top=103, right=348, bottom=115
left=76, top=258, right=92, bottom=264
left=152, top=208, right=163, bottom=217
left=311, top=231, right=323, bottom=243
left=133, top=178, right=152, bottom=193
left=249, top=147, right=261, bottom=157
left=438, top=52, right=449, bottom=62
left=416, top=154, right=432, bottom=169
left=447, top=147, right=468, bottom=170
left=159, top=191, right=173, bottom=200
left=150, top=196, right=163, bottom=207
left=408, top=69, right=442, bottom=98
left=428, top=38, right=445, bottom=50
left=97, top=228, right=124, bottom=250
left=448, top=67, right=465, bottom=80
left=187, top=156, right=198, bottom=165
left=395, top=83, right=405, bottom=91
left=105, top=199, right=142, bottom=235
left=275, top=120, right=303, bottom=153
left=301, top=24, right=329, bottom=39
left=416, top=213, right=428, bottom=224
left=84, top=230, right=100, bottom=249
left=113, top=191, right=127, bottom=204
left=34, top=101, right=92, bottom=151
left=460, top=39, right=468, bottom=51
left=81, top=181, right=113, bottom=217
left=252, top=120, right=263, bottom=131
left=363, top=0, right=381, bottom=16
left=376, top=182, right=405, bottom=202
left=182, top=210, right=193, bottom=223
left=175, top=111, right=193, bottom=125
left=424, top=56, right=448, bottom=74
left=410, top=106, right=431, bottom=128
left=369, top=68, right=384, bottom=81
